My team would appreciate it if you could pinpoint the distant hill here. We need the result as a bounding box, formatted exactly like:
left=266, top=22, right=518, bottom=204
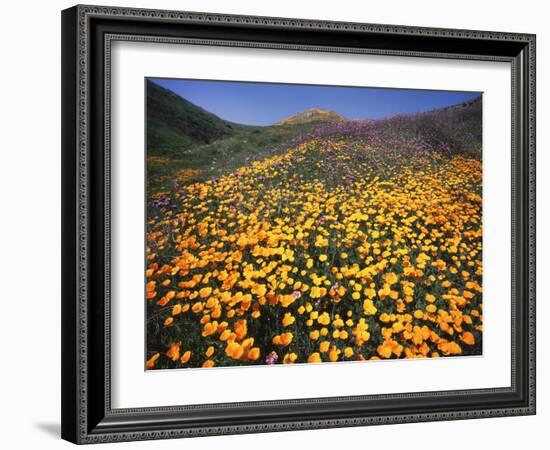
left=276, top=108, right=347, bottom=126
left=146, top=80, right=250, bottom=155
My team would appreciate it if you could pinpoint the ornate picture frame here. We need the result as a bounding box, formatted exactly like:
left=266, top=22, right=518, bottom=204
left=61, top=4, right=536, bottom=444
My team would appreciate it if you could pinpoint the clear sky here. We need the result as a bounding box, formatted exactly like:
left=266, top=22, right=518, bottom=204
left=150, top=78, right=481, bottom=126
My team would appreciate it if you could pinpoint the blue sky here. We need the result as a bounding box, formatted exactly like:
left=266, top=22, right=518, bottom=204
left=149, top=78, right=481, bottom=126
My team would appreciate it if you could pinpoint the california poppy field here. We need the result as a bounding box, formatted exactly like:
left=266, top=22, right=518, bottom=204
left=145, top=80, right=483, bottom=370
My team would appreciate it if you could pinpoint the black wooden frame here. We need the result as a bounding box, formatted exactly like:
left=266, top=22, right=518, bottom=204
left=61, top=4, right=536, bottom=444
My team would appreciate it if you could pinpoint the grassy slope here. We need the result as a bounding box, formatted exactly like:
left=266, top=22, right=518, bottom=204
left=388, top=96, right=482, bottom=157
left=146, top=80, right=253, bottom=156
left=146, top=79, right=324, bottom=193
left=147, top=123, right=321, bottom=194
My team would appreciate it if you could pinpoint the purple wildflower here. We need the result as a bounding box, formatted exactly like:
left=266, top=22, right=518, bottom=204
left=265, top=352, right=278, bottom=365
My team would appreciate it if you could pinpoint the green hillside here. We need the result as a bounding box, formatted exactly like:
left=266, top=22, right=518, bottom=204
left=146, top=80, right=248, bottom=155
left=146, top=80, right=322, bottom=194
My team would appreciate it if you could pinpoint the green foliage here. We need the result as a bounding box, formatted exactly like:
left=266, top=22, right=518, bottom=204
left=146, top=80, right=252, bottom=155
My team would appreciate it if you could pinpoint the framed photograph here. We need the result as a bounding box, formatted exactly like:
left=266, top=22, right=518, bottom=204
left=61, top=4, right=536, bottom=444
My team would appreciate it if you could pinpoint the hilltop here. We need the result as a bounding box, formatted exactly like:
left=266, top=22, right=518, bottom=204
left=276, top=108, right=347, bottom=126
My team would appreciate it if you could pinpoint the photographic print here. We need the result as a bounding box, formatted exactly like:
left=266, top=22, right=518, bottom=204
left=145, top=78, right=483, bottom=370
